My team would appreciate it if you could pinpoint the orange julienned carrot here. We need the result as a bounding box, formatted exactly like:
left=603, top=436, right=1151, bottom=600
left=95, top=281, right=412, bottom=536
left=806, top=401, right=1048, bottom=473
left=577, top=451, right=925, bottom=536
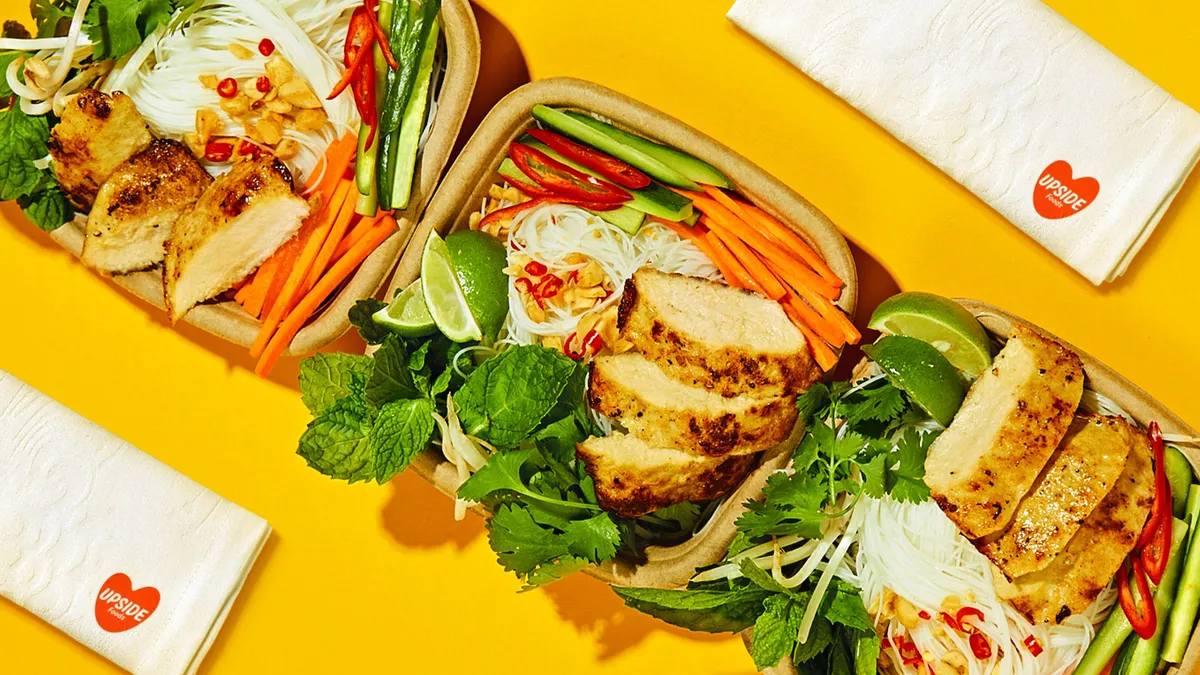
left=791, top=312, right=839, bottom=372
left=255, top=219, right=397, bottom=376
left=768, top=257, right=861, bottom=345
left=704, top=232, right=761, bottom=293
left=242, top=257, right=279, bottom=318
left=708, top=225, right=787, bottom=300
left=250, top=178, right=354, bottom=358
left=688, top=191, right=839, bottom=298
left=741, top=203, right=843, bottom=288
left=303, top=188, right=371, bottom=295
left=259, top=236, right=302, bottom=319
left=310, top=134, right=357, bottom=199
left=653, top=215, right=705, bottom=242
left=781, top=294, right=845, bottom=348
left=333, top=214, right=394, bottom=263
left=234, top=279, right=255, bottom=306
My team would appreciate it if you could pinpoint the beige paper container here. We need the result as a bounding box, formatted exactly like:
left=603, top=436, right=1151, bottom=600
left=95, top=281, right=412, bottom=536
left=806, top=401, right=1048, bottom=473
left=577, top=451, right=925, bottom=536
left=746, top=299, right=1200, bottom=674
left=379, top=77, right=858, bottom=588
left=48, top=0, right=480, bottom=355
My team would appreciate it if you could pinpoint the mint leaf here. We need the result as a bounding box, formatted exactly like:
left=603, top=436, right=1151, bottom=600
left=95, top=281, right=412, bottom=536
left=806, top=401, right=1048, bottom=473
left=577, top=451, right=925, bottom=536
left=793, top=615, right=834, bottom=663
left=19, top=183, right=72, bottom=231
left=365, top=336, right=421, bottom=407
left=0, top=108, right=50, bottom=200
left=488, top=504, right=571, bottom=575
left=371, top=397, right=434, bottom=482
left=85, top=0, right=185, bottom=61
left=296, top=397, right=374, bottom=483
left=738, top=558, right=810, bottom=601
left=825, top=583, right=873, bottom=632
left=348, top=298, right=390, bottom=345
left=298, top=353, right=373, bottom=415
left=752, top=595, right=804, bottom=670
left=563, top=512, right=620, bottom=562
left=31, top=0, right=71, bottom=37
left=612, top=584, right=771, bottom=633
left=854, top=631, right=881, bottom=675
left=455, top=346, right=577, bottom=447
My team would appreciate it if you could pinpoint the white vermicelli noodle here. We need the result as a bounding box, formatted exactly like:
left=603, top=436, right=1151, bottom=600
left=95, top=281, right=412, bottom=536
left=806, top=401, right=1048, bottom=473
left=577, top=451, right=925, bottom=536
left=500, top=202, right=720, bottom=345
left=104, top=0, right=359, bottom=184
left=854, top=496, right=1112, bottom=675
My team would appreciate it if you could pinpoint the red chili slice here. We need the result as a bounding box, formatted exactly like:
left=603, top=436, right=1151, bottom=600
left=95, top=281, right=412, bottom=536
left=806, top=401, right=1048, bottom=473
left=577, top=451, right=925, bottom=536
left=1023, top=635, right=1044, bottom=657
left=536, top=275, right=563, bottom=299
left=581, top=329, right=603, bottom=356
left=955, top=607, right=985, bottom=634
left=204, top=141, right=233, bottom=162
left=969, top=633, right=992, bottom=659
left=217, top=77, right=238, bottom=99
left=939, top=612, right=961, bottom=632
left=509, top=143, right=632, bottom=204
left=526, top=128, right=652, bottom=189
left=524, top=261, right=547, bottom=277
left=361, top=0, right=398, bottom=69
left=1119, top=557, right=1158, bottom=640
left=564, top=332, right=586, bottom=360
left=513, top=277, right=533, bottom=294
left=1138, top=422, right=1171, bottom=549
left=258, top=38, right=275, bottom=56
left=256, top=76, right=271, bottom=93
left=329, top=8, right=374, bottom=101
left=918, top=610, right=931, bottom=620
left=504, top=172, right=556, bottom=198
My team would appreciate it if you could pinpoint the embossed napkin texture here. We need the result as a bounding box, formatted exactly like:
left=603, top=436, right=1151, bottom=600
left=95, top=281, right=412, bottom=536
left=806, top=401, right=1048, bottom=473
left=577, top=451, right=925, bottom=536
left=0, top=370, right=271, bottom=675
left=729, top=0, right=1200, bottom=284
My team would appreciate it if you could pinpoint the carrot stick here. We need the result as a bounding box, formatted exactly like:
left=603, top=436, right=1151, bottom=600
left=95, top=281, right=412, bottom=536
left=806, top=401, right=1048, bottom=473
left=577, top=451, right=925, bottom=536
left=333, top=214, right=394, bottom=263
left=705, top=232, right=761, bottom=293
left=708, top=226, right=787, bottom=300
left=312, top=135, right=357, bottom=200
left=243, top=258, right=279, bottom=318
left=234, top=279, right=255, bottom=306
left=255, top=219, right=397, bottom=376
left=303, top=186, right=369, bottom=295
left=781, top=294, right=845, bottom=348
left=260, top=236, right=301, bottom=319
left=789, top=310, right=839, bottom=372
left=653, top=216, right=706, bottom=243
left=250, top=178, right=354, bottom=358
left=767, top=257, right=861, bottom=345
left=741, top=203, right=843, bottom=288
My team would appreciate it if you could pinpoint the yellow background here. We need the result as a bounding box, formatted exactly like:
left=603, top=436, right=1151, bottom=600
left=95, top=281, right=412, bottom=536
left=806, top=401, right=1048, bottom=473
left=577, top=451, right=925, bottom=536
left=2, top=0, right=1198, bottom=673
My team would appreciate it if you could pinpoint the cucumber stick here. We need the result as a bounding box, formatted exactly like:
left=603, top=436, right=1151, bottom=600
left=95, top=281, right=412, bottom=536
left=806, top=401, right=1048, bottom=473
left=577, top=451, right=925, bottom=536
left=354, top=0, right=395, bottom=214
left=1163, top=484, right=1200, bottom=663
left=1075, top=519, right=1190, bottom=675
left=385, top=17, right=439, bottom=211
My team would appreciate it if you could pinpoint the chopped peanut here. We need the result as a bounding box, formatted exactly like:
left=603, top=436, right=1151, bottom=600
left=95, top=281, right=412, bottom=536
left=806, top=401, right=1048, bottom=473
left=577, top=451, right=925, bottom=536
left=274, top=138, right=299, bottom=160
left=895, top=596, right=921, bottom=630
left=541, top=335, right=564, bottom=352
left=942, top=650, right=968, bottom=674
left=265, top=54, right=294, bottom=84
left=279, top=79, right=322, bottom=108
left=198, top=74, right=219, bottom=89
left=292, top=108, right=328, bottom=132
left=219, top=93, right=251, bottom=116
left=255, top=116, right=284, bottom=145
left=183, top=132, right=205, bottom=158
left=576, top=260, right=605, bottom=287
left=195, top=108, right=223, bottom=144
left=265, top=98, right=293, bottom=115
left=526, top=298, right=546, bottom=323
left=468, top=212, right=482, bottom=228
left=229, top=43, right=254, bottom=59
left=244, top=77, right=267, bottom=101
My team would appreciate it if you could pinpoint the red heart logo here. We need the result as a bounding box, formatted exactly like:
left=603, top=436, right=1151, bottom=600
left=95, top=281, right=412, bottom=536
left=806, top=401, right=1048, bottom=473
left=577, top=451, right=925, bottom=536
left=1033, top=160, right=1099, bottom=219
left=95, top=573, right=160, bottom=633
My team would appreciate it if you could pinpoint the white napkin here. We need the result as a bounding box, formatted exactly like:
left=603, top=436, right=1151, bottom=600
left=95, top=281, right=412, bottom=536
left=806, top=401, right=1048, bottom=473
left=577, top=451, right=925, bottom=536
left=0, top=370, right=271, bottom=675
left=728, top=0, right=1200, bottom=284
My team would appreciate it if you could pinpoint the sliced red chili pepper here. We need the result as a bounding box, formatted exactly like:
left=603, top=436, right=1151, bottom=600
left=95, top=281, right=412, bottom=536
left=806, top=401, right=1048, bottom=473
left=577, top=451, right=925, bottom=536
left=513, top=277, right=533, bottom=294
left=918, top=610, right=931, bottom=620
left=536, top=275, right=564, bottom=299
left=256, top=76, right=271, bottom=93
left=955, top=607, right=985, bottom=634
left=939, top=612, right=961, bottom=632
left=1138, top=422, right=1170, bottom=549
left=564, top=332, right=586, bottom=360
left=477, top=196, right=622, bottom=231
left=509, top=143, right=632, bottom=204
left=258, top=38, right=275, bottom=56
left=361, top=0, right=399, bottom=69
left=204, top=141, right=233, bottom=162
left=1023, top=635, right=1043, bottom=657
left=524, top=261, right=547, bottom=277
left=1119, top=557, right=1158, bottom=640
left=329, top=9, right=374, bottom=101
left=526, top=128, right=652, bottom=189
left=969, top=633, right=992, bottom=659
left=350, top=54, right=376, bottom=131
left=504, top=172, right=556, bottom=198
left=1142, top=514, right=1172, bottom=585
left=217, top=77, right=237, bottom=99
left=582, top=329, right=603, bottom=356
left=898, top=637, right=922, bottom=666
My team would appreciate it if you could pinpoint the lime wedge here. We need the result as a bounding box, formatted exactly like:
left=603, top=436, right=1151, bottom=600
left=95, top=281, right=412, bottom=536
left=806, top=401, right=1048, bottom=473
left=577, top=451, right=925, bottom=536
left=444, top=230, right=509, bottom=340
left=373, top=279, right=437, bottom=337
left=421, top=232, right=483, bottom=342
left=868, top=292, right=993, bottom=376
left=862, top=335, right=966, bottom=427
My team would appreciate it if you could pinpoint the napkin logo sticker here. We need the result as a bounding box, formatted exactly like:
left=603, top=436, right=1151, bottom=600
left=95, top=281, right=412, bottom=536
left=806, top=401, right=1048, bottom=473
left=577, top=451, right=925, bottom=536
left=1034, top=160, right=1099, bottom=219
left=95, top=573, right=160, bottom=633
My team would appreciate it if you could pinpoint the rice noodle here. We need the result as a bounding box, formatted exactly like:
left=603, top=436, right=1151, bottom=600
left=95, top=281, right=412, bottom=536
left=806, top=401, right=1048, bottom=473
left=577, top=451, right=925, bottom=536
left=501, top=202, right=719, bottom=345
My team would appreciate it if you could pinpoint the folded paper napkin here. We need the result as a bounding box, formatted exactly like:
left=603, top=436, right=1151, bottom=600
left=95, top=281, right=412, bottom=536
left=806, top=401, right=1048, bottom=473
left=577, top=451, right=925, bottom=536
left=728, top=0, right=1200, bottom=284
left=0, top=370, right=271, bottom=675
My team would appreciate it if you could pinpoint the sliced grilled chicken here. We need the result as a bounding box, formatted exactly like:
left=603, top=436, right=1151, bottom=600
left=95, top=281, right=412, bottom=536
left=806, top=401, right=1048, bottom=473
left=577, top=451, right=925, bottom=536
left=81, top=140, right=212, bottom=274
left=48, top=89, right=153, bottom=210
left=978, top=414, right=1136, bottom=579
left=925, top=327, right=1084, bottom=539
left=576, top=432, right=758, bottom=518
left=588, top=353, right=797, bottom=457
left=617, top=268, right=819, bottom=398
left=163, top=157, right=309, bottom=321
left=1005, top=430, right=1154, bottom=624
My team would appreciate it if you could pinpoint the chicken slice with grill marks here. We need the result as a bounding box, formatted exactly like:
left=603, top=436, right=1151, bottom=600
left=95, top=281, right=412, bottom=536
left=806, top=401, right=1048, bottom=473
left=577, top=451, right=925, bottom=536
left=924, top=327, right=1084, bottom=539
left=977, top=413, right=1136, bottom=579
left=81, top=139, right=213, bottom=274
left=1002, top=428, right=1154, bottom=624
left=48, top=89, right=153, bottom=210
